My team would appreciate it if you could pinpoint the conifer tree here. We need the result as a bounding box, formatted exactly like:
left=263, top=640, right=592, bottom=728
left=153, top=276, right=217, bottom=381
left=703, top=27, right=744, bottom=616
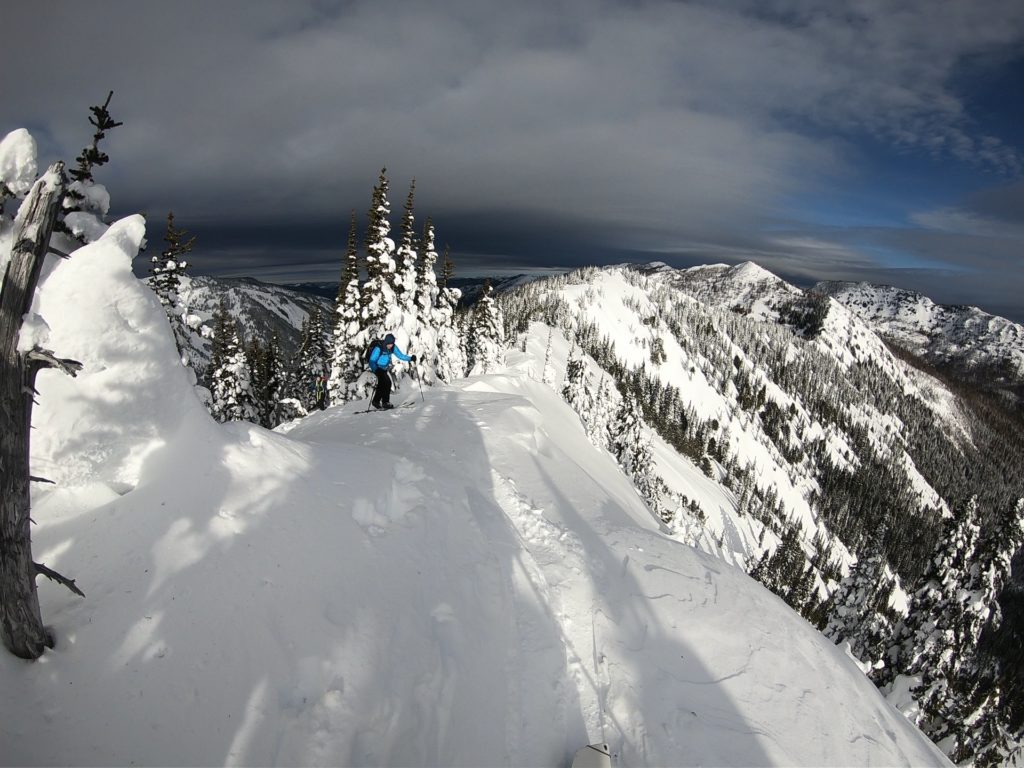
left=589, top=376, right=617, bottom=449
left=468, top=280, right=504, bottom=375
left=435, top=246, right=466, bottom=382
left=563, top=346, right=595, bottom=430
left=395, top=179, right=419, bottom=335
left=608, top=393, right=643, bottom=466
left=607, top=393, right=663, bottom=516
left=750, top=526, right=813, bottom=611
left=296, top=308, right=329, bottom=407
left=58, top=91, right=122, bottom=244
left=361, top=168, right=401, bottom=337
left=824, top=543, right=896, bottom=671
left=207, top=298, right=233, bottom=389
left=149, top=212, right=203, bottom=369
left=542, top=328, right=557, bottom=387
left=928, top=498, right=1024, bottom=764
left=887, top=497, right=983, bottom=745
left=410, top=218, right=442, bottom=384
left=210, top=328, right=259, bottom=423
left=328, top=211, right=367, bottom=403
left=246, top=333, right=284, bottom=428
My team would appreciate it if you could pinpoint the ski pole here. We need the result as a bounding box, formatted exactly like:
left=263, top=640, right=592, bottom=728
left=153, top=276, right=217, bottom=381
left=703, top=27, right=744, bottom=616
left=413, top=361, right=425, bottom=403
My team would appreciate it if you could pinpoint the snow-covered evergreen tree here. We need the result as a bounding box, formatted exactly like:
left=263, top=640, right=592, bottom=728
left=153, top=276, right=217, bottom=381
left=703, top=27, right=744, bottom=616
left=434, top=246, right=466, bottom=383
left=59, top=91, right=122, bottom=244
left=589, top=376, right=617, bottom=449
left=929, top=498, right=1024, bottom=764
left=328, top=211, right=367, bottom=403
left=394, top=179, right=419, bottom=339
left=541, top=328, right=556, bottom=387
left=410, top=218, right=442, bottom=384
left=247, top=332, right=284, bottom=428
left=607, top=393, right=663, bottom=516
left=149, top=212, right=208, bottom=370
left=824, top=544, right=896, bottom=672
left=886, top=497, right=983, bottom=748
left=562, top=346, right=594, bottom=427
left=468, top=281, right=504, bottom=375
left=361, top=168, right=402, bottom=338
left=210, top=328, right=259, bottom=423
left=295, top=309, right=330, bottom=409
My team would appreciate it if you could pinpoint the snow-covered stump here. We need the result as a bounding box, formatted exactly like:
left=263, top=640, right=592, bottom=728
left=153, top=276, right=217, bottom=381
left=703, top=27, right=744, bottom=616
left=0, top=163, right=76, bottom=659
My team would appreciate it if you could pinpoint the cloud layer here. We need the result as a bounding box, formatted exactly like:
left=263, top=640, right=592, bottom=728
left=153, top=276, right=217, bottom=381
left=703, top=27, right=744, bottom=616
left=5, top=0, right=1024, bottom=319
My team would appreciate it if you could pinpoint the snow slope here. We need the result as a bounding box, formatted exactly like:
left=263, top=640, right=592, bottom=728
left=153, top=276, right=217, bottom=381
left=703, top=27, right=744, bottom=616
left=815, top=280, right=1024, bottom=381
left=1, top=222, right=947, bottom=766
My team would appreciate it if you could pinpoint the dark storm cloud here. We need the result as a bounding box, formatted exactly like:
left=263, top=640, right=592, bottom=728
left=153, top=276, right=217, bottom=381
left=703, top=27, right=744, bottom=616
left=4, top=0, right=1024, bottom=319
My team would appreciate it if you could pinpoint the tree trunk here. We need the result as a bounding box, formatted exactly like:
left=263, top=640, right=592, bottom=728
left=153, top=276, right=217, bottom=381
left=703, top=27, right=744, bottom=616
left=0, top=163, right=66, bottom=659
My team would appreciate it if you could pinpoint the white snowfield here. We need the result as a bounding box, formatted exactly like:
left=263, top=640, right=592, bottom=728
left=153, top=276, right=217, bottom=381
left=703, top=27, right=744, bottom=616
left=2, top=217, right=948, bottom=766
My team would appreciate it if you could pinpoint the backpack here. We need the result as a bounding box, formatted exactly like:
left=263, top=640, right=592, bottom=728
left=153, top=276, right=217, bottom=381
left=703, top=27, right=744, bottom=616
left=363, top=339, right=385, bottom=368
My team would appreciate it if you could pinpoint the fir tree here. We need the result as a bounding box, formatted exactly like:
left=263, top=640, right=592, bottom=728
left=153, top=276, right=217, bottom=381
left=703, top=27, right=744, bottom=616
left=468, top=280, right=504, bottom=375
left=434, top=245, right=466, bottom=383
left=149, top=212, right=202, bottom=369
left=931, top=498, right=1024, bottom=763
left=411, top=218, right=442, bottom=384
left=750, top=524, right=815, bottom=614
left=206, top=298, right=233, bottom=389
left=296, top=309, right=329, bottom=408
left=888, top=497, right=983, bottom=746
left=541, top=328, right=557, bottom=387
left=395, top=179, right=419, bottom=334
left=589, top=376, right=617, bottom=450
left=247, top=333, right=284, bottom=428
left=562, top=346, right=594, bottom=429
left=210, top=328, right=259, bottom=423
left=58, top=91, right=122, bottom=243
left=607, top=393, right=663, bottom=517
left=361, top=168, right=401, bottom=337
left=328, top=211, right=367, bottom=403
left=824, top=543, right=896, bottom=671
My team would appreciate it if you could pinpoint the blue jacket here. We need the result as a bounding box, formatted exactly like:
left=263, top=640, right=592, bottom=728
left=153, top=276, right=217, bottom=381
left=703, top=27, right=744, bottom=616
left=369, top=342, right=411, bottom=372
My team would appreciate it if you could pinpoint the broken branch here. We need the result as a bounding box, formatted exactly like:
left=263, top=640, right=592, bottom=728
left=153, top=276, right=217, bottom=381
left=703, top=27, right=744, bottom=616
left=34, top=563, right=85, bottom=598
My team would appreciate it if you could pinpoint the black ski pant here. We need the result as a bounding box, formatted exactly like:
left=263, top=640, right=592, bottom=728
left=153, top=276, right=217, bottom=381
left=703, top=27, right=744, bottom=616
left=371, top=369, right=392, bottom=407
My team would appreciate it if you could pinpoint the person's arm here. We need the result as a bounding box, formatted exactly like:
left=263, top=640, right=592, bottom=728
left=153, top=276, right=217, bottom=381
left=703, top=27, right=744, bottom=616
left=392, top=345, right=412, bottom=363
left=369, top=346, right=382, bottom=369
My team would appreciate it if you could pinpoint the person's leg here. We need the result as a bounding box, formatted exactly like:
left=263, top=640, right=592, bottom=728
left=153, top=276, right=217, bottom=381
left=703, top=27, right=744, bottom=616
left=381, top=370, right=393, bottom=406
left=372, top=370, right=388, bottom=408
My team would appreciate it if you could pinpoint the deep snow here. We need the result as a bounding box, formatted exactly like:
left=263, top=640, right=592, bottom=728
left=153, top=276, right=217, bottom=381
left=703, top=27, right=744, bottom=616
left=1, top=217, right=948, bottom=766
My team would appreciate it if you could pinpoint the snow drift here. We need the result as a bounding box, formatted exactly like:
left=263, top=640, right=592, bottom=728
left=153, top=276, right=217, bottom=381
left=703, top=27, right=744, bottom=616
left=1, top=220, right=947, bottom=766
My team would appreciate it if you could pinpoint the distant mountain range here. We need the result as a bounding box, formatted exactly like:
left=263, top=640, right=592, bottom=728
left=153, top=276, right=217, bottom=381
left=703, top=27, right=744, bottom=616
left=184, top=266, right=1024, bottom=411
left=814, top=279, right=1024, bottom=403
left=281, top=275, right=538, bottom=307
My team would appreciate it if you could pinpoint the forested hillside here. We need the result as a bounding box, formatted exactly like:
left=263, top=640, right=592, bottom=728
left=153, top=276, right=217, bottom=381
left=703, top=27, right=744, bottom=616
left=495, top=263, right=1024, bottom=765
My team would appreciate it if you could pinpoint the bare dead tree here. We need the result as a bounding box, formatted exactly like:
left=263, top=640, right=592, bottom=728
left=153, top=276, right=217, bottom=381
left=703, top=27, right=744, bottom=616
left=1, top=94, right=121, bottom=660
left=0, top=164, right=81, bottom=658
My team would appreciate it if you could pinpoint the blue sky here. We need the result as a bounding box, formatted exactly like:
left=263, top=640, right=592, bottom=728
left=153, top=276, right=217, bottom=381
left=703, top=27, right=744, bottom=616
left=4, top=0, right=1024, bottom=321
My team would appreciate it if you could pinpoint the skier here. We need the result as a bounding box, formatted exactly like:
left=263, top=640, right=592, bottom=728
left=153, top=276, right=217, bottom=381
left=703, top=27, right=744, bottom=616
left=368, top=333, right=416, bottom=410
left=313, top=374, right=328, bottom=410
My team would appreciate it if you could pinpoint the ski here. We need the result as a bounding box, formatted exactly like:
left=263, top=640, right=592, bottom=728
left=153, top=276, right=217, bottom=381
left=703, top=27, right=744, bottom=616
left=353, top=402, right=416, bottom=415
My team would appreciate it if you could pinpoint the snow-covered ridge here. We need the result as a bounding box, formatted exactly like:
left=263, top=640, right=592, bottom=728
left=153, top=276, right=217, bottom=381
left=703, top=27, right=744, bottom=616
left=666, top=261, right=804, bottom=323
left=4, top=219, right=949, bottom=766
left=815, top=280, right=1024, bottom=382
left=168, top=274, right=333, bottom=370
